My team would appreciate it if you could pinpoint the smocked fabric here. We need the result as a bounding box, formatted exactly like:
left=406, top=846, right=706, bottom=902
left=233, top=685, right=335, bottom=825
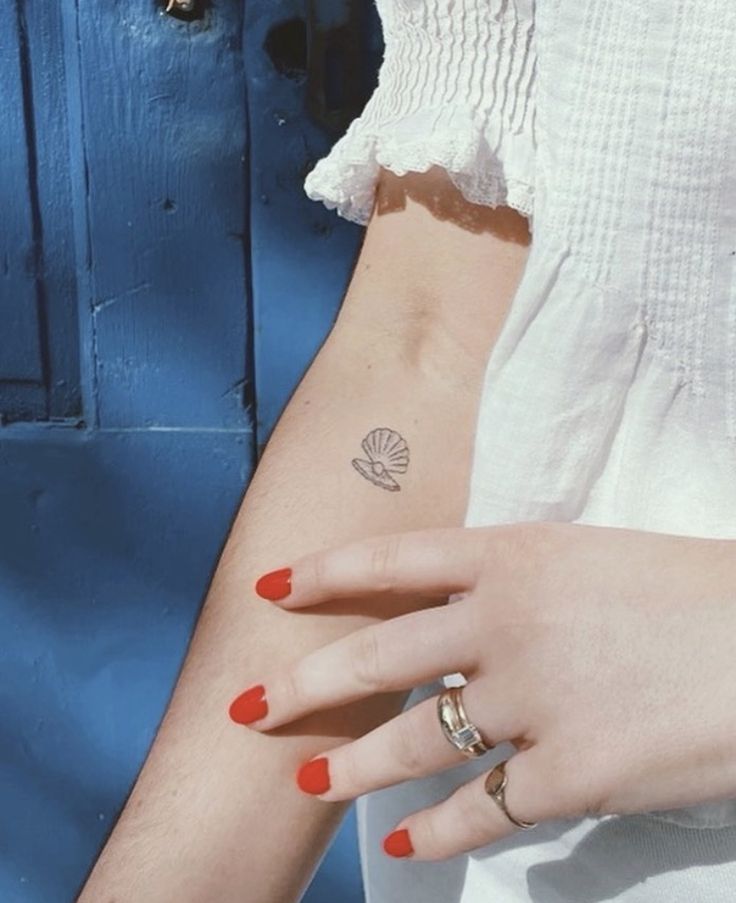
left=304, top=1, right=736, bottom=900
left=304, top=0, right=537, bottom=224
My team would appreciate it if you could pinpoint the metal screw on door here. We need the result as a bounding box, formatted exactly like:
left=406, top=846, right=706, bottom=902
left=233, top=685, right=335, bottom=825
left=165, top=0, right=195, bottom=11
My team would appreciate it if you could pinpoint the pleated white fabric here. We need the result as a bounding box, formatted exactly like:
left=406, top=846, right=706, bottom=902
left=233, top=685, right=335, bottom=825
left=304, top=1, right=736, bottom=899
left=305, top=0, right=536, bottom=224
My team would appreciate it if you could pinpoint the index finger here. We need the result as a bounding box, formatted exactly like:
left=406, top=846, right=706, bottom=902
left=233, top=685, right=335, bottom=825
left=254, top=525, right=490, bottom=609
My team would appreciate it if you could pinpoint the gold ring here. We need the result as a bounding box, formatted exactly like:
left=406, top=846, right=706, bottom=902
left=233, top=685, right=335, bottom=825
left=484, top=761, right=537, bottom=830
left=437, top=685, right=493, bottom=758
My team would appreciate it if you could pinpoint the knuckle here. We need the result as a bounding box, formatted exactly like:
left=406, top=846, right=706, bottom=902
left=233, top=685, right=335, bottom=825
left=309, top=551, right=330, bottom=595
left=390, top=711, right=428, bottom=776
left=563, top=770, right=604, bottom=818
left=469, top=528, right=493, bottom=574
left=352, top=627, right=386, bottom=691
left=581, top=762, right=615, bottom=818
left=504, top=522, right=542, bottom=564
left=415, top=812, right=445, bottom=861
left=337, top=746, right=364, bottom=796
left=281, top=663, right=308, bottom=714
left=560, top=767, right=591, bottom=808
left=368, top=535, right=402, bottom=593
left=456, top=783, right=495, bottom=841
left=494, top=521, right=551, bottom=567
left=585, top=746, right=621, bottom=817
left=536, top=748, right=600, bottom=819
left=480, top=523, right=557, bottom=619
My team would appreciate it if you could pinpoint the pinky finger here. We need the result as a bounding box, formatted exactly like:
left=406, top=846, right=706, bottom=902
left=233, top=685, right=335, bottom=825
left=383, top=750, right=555, bottom=862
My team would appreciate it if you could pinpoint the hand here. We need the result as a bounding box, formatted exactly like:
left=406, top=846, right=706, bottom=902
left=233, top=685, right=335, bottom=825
left=229, top=522, right=736, bottom=860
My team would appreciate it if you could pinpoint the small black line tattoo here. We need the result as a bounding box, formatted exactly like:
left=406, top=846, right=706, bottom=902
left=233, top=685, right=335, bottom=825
left=351, top=427, right=410, bottom=492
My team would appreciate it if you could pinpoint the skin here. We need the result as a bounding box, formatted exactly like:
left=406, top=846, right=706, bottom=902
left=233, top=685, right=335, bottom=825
left=238, top=522, right=736, bottom=860
left=77, top=168, right=531, bottom=901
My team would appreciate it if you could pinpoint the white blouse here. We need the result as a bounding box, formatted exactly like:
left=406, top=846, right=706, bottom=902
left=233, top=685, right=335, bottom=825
left=304, top=1, right=736, bottom=900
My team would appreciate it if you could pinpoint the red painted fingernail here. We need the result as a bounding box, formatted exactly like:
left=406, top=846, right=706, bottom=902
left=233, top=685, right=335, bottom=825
left=296, top=757, right=331, bottom=795
left=383, top=828, right=413, bottom=858
left=229, top=684, right=268, bottom=724
left=255, top=567, right=292, bottom=601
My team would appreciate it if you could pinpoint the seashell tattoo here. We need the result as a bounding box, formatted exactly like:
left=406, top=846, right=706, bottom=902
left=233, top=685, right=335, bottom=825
left=351, top=427, right=410, bottom=492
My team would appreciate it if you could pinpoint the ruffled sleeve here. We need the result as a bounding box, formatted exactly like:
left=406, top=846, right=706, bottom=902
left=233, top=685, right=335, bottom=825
left=303, top=0, right=537, bottom=225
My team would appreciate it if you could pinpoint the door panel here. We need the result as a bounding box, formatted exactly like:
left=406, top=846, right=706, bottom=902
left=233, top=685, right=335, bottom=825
left=1, top=0, right=82, bottom=422
left=0, top=6, right=44, bottom=391
left=0, top=1, right=380, bottom=899
left=73, top=2, right=251, bottom=430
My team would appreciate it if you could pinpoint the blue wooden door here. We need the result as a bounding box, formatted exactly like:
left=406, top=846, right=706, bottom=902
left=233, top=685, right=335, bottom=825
left=0, top=2, right=379, bottom=899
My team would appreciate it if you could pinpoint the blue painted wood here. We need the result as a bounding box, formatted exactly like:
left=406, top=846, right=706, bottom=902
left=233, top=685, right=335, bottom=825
left=0, top=1, right=83, bottom=423
left=0, top=429, right=252, bottom=901
left=245, top=0, right=382, bottom=450
left=0, top=2, right=44, bottom=417
left=73, top=0, right=251, bottom=430
left=21, top=0, right=83, bottom=420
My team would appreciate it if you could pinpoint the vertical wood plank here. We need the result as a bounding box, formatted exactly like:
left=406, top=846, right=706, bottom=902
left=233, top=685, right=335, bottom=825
left=75, top=0, right=252, bottom=430
left=2, top=0, right=92, bottom=423
left=0, top=1, right=45, bottom=418
left=22, top=0, right=82, bottom=420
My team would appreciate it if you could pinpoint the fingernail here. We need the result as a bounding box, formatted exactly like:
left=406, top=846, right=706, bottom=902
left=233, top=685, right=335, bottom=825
left=296, top=757, right=330, bottom=795
left=229, top=684, right=268, bottom=724
left=255, top=567, right=292, bottom=601
left=383, top=828, right=413, bottom=858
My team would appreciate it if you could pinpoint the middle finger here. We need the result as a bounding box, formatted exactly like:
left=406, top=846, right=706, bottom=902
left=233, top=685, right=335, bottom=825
left=230, top=602, right=478, bottom=730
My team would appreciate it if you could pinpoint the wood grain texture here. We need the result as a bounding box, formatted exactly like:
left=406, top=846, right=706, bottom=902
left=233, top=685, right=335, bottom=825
left=0, top=1, right=44, bottom=414
left=74, top=0, right=251, bottom=429
left=0, top=1, right=84, bottom=422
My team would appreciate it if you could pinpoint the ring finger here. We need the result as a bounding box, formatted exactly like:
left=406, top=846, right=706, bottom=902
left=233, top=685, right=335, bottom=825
left=296, top=679, right=527, bottom=802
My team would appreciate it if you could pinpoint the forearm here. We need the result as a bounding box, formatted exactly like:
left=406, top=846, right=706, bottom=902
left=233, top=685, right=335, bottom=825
left=78, top=170, right=530, bottom=902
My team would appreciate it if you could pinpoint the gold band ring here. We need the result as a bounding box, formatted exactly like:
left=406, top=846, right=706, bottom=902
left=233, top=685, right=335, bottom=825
left=437, top=685, right=493, bottom=758
left=484, top=761, right=538, bottom=830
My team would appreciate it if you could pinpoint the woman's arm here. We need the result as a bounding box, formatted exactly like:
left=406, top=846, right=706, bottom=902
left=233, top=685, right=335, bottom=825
left=77, top=167, right=531, bottom=903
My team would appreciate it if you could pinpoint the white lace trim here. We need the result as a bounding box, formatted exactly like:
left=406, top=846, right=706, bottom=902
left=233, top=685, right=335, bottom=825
left=304, top=130, right=535, bottom=226
left=303, top=0, right=537, bottom=226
